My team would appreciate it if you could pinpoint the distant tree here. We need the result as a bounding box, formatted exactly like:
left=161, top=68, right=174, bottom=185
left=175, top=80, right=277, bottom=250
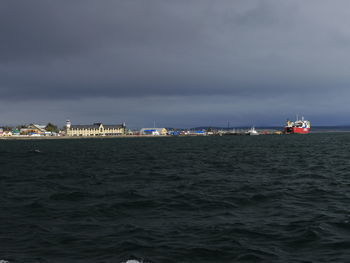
left=2, top=126, right=13, bottom=131
left=45, top=123, right=59, bottom=133
left=16, top=124, right=27, bottom=129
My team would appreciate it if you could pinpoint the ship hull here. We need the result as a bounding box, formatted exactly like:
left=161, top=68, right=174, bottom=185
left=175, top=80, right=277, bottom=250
left=284, top=127, right=310, bottom=134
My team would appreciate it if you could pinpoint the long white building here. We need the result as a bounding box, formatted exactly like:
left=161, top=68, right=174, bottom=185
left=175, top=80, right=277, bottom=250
left=66, top=120, right=126, bottom=136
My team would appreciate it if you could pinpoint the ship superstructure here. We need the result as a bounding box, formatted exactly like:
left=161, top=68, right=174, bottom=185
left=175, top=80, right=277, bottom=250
left=284, top=116, right=310, bottom=134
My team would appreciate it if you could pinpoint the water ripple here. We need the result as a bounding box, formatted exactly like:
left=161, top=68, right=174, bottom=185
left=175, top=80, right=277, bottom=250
left=1, top=134, right=350, bottom=262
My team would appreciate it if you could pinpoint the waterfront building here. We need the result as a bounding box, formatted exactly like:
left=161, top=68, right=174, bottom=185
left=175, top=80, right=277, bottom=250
left=12, top=129, right=20, bottom=136
left=188, top=130, right=207, bottom=136
left=66, top=120, right=126, bottom=136
left=2, top=131, right=12, bottom=137
left=140, top=128, right=167, bottom=136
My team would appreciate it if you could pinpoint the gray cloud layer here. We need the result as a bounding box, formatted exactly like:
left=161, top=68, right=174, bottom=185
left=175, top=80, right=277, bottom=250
left=1, top=0, right=350, bottom=126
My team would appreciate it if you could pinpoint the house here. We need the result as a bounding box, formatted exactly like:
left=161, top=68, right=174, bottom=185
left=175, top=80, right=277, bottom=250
left=2, top=131, right=13, bottom=137
left=66, top=120, right=126, bottom=136
left=12, top=129, right=20, bottom=136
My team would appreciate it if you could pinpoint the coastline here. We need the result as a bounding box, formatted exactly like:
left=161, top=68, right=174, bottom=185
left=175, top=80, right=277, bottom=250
left=0, top=135, right=170, bottom=140
left=0, top=131, right=348, bottom=140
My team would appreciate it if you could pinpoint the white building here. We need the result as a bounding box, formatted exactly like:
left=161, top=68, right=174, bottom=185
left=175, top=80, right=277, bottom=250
left=66, top=120, right=126, bottom=136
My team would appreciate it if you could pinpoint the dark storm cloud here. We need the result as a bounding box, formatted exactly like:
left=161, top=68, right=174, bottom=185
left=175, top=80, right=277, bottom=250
left=1, top=0, right=350, bottom=126
left=0, top=0, right=205, bottom=61
left=0, top=0, right=301, bottom=99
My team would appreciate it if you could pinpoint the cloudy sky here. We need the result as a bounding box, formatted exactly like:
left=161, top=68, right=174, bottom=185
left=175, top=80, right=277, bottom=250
left=1, top=0, right=350, bottom=128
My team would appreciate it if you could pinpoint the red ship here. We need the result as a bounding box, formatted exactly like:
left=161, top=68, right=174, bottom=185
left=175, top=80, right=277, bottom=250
left=284, top=116, right=311, bottom=134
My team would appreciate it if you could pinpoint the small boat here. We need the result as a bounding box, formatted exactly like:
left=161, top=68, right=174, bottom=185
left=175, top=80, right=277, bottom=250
left=246, top=127, right=259, bottom=136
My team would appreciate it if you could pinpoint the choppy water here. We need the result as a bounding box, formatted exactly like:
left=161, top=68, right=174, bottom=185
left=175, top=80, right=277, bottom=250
left=0, top=134, right=350, bottom=263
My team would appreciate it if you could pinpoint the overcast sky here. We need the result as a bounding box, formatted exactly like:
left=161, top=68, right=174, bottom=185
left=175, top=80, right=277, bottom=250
left=1, top=0, right=350, bottom=128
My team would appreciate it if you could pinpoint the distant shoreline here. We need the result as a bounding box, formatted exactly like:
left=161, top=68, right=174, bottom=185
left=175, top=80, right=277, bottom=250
left=1, top=131, right=350, bottom=140
left=0, top=135, right=170, bottom=140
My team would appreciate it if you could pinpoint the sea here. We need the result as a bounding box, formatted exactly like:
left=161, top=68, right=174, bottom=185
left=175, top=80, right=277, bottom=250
left=0, top=134, right=349, bottom=263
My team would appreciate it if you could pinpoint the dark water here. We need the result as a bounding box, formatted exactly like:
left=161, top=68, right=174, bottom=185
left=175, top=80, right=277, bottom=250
left=1, top=134, right=350, bottom=263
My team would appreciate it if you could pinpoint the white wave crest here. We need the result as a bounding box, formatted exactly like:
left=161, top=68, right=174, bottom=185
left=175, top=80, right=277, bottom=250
left=123, top=260, right=145, bottom=263
left=0, top=260, right=10, bottom=263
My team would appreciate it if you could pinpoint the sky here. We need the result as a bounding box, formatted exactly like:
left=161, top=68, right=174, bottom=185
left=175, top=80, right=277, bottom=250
left=1, top=0, right=350, bottom=128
